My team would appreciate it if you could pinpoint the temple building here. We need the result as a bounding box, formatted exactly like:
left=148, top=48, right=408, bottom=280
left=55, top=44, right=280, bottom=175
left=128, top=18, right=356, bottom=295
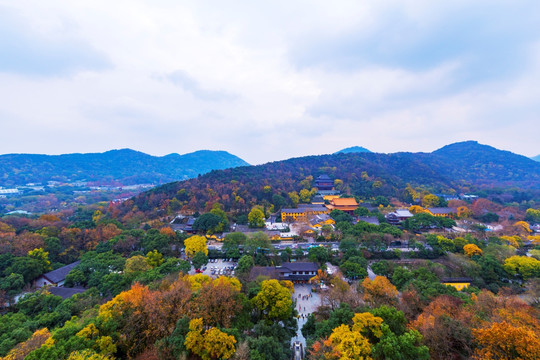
left=281, top=205, right=329, bottom=222
left=315, top=174, right=334, bottom=191
left=326, top=197, right=359, bottom=214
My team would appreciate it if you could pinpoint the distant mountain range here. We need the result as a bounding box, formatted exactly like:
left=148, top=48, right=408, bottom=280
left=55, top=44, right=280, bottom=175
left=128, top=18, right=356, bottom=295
left=532, top=155, right=540, bottom=162
left=126, top=141, right=540, bottom=215
left=0, top=149, right=249, bottom=186
left=334, top=146, right=372, bottom=154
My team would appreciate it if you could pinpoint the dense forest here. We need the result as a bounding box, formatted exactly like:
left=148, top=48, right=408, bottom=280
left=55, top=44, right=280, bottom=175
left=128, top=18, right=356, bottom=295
left=0, top=149, right=249, bottom=186
left=0, top=140, right=539, bottom=360
left=0, top=201, right=539, bottom=359
left=119, top=141, right=540, bottom=219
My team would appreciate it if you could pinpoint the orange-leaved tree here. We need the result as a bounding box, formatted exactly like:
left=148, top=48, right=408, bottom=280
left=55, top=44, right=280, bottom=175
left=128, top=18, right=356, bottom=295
left=472, top=321, right=540, bottom=360
left=361, top=276, right=398, bottom=307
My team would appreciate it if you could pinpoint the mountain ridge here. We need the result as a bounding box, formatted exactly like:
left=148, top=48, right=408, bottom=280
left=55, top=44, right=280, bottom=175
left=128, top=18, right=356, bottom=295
left=123, top=141, right=540, bottom=216
left=0, top=149, right=249, bottom=186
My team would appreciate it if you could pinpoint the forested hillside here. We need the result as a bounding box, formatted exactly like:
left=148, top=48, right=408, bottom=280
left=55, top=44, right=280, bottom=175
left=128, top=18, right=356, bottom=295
left=0, top=149, right=249, bottom=186
left=122, top=141, right=540, bottom=217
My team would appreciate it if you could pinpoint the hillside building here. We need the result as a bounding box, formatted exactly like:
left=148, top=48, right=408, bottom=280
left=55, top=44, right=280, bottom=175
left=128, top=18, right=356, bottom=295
left=281, top=205, right=329, bottom=222
left=326, top=197, right=359, bottom=214
left=315, top=174, right=334, bottom=191
left=35, top=261, right=80, bottom=288
left=441, top=277, right=472, bottom=291
left=427, top=207, right=457, bottom=218
left=249, top=262, right=319, bottom=283
left=309, top=214, right=336, bottom=228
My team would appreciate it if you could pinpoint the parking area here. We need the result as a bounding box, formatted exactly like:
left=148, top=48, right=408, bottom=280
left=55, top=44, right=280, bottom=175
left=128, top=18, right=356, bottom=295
left=191, top=258, right=238, bottom=277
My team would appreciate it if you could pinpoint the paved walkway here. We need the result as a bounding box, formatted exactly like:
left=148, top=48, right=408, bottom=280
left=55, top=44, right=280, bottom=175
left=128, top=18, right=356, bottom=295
left=367, top=263, right=377, bottom=280
left=291, top=284, right=321, bottom=351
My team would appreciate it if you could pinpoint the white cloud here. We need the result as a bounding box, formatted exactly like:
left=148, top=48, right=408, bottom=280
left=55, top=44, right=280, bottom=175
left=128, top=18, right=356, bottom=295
left=0, top=0, right=539, bottom=164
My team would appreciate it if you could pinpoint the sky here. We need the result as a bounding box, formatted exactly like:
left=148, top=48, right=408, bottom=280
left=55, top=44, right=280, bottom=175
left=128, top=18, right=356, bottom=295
left=0, top=0, right=539, bottom=165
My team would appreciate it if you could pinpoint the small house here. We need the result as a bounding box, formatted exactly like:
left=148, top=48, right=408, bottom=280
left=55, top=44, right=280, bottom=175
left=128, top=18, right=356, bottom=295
left=326, top=198, right=359, bottom=214
left=35, top=261, right=80, bottom=288
left=441, top=277, right=472, bottom=291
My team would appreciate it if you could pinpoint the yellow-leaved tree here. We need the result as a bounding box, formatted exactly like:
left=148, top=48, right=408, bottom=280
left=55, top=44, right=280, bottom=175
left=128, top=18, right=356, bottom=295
left=500, top=235, right=522, bottom=248
left=409, top=205, right=426, bottom=215
left=2, top=328, right=51, bottom=360
left=328, top=324, right=372, bottom=360
left=185, top=318, right=236, bottom=360
left=504, top=256, right=540, bottom=280
left=463, top=244, right=483, bottom=257
left=184, top=235, right=208, bottom=258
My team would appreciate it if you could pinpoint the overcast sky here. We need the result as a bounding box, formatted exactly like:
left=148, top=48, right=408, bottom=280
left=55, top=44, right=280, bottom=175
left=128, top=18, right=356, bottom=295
left=1, top=1, right=539, bottom=164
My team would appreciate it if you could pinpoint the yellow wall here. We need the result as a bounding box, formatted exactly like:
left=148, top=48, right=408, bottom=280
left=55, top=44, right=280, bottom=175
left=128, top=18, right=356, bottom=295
left=281, top=209, right=328, bottom=222
left=443, top=282, right=470, bottom=291
left=323, top=195, right=340, bottom=201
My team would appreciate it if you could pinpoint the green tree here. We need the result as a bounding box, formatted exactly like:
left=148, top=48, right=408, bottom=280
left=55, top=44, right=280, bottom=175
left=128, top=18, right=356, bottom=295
left=145, top=250, right=164, bottom=268
left=192, top=213, right=224, bottom=234
left=237, top=255, right=254, bottom=274
left=0, top=273, right=25, bottom=297
left=28, top=248, right=52, bottom=272
left=372, top=325, right=429, bottom=360
left=191, top=252, right=209, bottom=270
left=124, top=255, right=151, bottom=275
left=288, top=192, right=299, bottom=207
left=222, top=232, right=247, bottom=259
left=272, top=194, right=286, bottom=210
left=340, top=261, right=367, bottom=280
left=245, top=232, right=271, bottom=255
left=308, top=246, right=330, bottom=265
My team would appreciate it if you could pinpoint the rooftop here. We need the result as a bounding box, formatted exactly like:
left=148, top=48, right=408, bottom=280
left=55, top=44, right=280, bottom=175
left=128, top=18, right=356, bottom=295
left=356, top=216, right=380, bottom=225
left=428, top=207, right=457, bottom=214
left=42, top=261, right=81, bottom=284
left=45, top=287, right=85, bottom=299
left=441, top=277, right=473, bottom=283
left=394, top=209, right=413, bottom=217
left=279, top=262, right=319, bottom=272
left=330, top=198, right=359, bottom=206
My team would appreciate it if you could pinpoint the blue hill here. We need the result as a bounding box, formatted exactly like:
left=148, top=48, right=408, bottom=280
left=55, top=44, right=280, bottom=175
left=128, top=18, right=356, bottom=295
left=0, top=149, right=249, bottom=186
left=334, top=146, right=372, bottom=154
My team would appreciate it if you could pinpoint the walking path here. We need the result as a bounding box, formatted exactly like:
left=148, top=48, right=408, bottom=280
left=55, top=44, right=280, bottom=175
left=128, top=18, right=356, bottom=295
left=291, top=284, right=321, bottom=351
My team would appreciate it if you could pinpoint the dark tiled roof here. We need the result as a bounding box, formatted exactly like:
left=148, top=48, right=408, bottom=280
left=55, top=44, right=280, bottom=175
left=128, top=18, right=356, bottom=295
left=282, top=205, right=327, bottom=213
left=428, top=207, right=457, bottom=214
left=279, top=262, right=319, bottom=272
left=317, top=190, right=340, bottom=195
left=441, top=277, right=473, bottom=283
left=281, top=208, right=306, bottom=214
left=298, top=204, right=328, bottom=210
left=356, top=216, right=380, bottom=225
left=311, top=195, right=324, bottom=203
left=309, top=214, right=332, bottom=226
left=45, top=287, right=85, bottom=299
left=42, top=261, right=80, bottom=284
